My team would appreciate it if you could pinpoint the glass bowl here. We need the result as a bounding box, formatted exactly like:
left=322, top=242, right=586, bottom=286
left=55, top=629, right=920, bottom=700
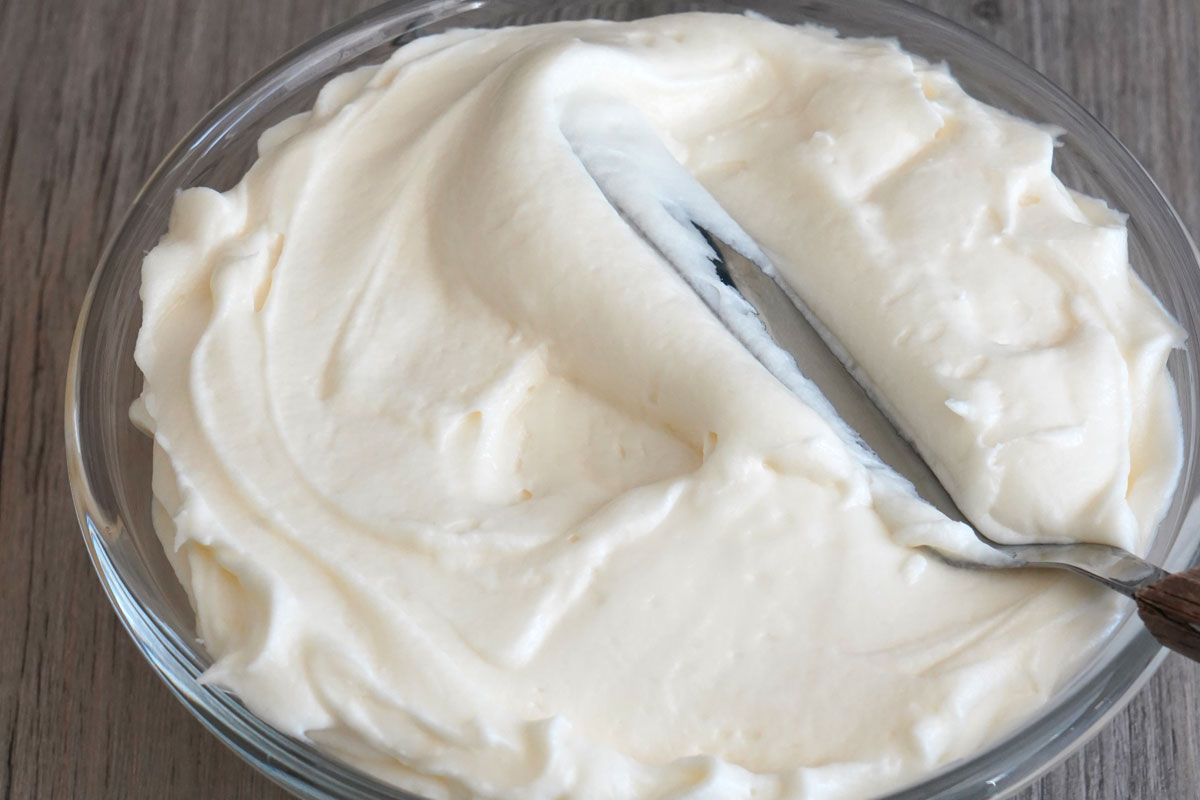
left=65, top=0, right=1200, bottom=798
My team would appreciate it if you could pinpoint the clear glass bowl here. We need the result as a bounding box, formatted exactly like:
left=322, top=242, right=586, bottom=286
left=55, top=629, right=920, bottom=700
left=64, top=0, right=1200, bottom=798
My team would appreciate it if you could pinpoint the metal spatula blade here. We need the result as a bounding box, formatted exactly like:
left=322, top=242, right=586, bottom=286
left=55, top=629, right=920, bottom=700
left=700, top=231, right=1168, bottom=595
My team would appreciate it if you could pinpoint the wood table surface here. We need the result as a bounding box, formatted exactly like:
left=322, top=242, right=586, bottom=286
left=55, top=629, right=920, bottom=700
left=2, top=0, right=1198, bottom=797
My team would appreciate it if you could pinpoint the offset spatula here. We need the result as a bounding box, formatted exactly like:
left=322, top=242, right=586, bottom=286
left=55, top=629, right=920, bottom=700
left=565, top=104, right=1200, bottom=662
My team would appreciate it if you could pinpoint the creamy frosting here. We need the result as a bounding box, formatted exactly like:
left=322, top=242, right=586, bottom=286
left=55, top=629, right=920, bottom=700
left=133, top=13, right=1183, bottom=799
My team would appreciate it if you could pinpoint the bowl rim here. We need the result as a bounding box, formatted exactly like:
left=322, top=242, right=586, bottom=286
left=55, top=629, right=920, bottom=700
left=64, top=0, right=1200, bottom=798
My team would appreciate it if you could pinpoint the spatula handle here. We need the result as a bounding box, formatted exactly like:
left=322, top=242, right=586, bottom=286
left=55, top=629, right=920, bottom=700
left=1135, top=566, right=1200, bottom=662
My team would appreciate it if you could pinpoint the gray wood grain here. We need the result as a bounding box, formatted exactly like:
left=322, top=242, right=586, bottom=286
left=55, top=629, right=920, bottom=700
left=0, top=0, right=1196, bottom=797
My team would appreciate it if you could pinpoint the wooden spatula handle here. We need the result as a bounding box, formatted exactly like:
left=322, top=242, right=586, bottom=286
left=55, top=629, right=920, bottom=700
left=1135, top=566, right=1200, bottom=662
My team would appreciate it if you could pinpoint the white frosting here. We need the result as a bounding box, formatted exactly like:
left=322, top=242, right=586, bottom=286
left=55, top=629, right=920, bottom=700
left=134, top=13, right=1183, bottom=800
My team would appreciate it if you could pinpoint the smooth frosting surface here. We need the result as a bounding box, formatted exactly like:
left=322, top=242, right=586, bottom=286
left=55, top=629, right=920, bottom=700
left=134, top=13, right=1183, bottom=799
